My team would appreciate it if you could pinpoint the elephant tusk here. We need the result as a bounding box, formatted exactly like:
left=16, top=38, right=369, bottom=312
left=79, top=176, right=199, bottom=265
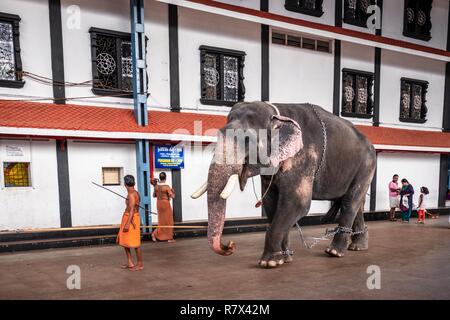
left=191, top=181, right=207, bottom=199
left=220, top=174, right=239, bottom=200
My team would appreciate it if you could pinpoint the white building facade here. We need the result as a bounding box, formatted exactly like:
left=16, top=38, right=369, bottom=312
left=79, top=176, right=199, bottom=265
left=0, top=0, right=449, bottom=231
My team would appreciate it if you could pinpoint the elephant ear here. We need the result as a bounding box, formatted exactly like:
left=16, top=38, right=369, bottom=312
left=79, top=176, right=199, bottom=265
left=269, top=115, right=303, bottom=168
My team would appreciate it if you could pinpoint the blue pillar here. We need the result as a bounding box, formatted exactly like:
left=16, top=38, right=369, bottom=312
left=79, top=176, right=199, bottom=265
left=130, top=0, right=151, bottom=230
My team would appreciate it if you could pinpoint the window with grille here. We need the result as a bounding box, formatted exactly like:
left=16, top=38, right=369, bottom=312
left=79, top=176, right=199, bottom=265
left=285, top=0, right=324, bottom=17
left=3, top=162, right=31, bottom=187
left=199, top=45, right=246, bottom=107
left=342, top=69, right=374, bottom=118
left=271, top=31, right=332, bottom=53
left=399, top=78, right=428, bottom=123
left=102, top=167, right=122, bottom=186
left=89, top=28, right=145, bottom=98
left=343, top=0, right=376, bottom=28
left=0, top=13, right=24, bottom=88
left=403, top=0, right=432, bottom=41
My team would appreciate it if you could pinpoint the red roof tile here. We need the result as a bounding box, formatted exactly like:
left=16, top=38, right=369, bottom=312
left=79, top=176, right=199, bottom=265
left=0, top=100, right=226, bottom=137
left=0, top=100, right=449, bottom=150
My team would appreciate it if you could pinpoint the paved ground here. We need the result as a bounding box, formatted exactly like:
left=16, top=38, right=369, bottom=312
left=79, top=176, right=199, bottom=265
left=0, top=216, right=449, bottom=300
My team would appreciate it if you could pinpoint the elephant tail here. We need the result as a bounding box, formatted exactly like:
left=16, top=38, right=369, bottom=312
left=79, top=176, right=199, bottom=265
left=321, top=199, right=342, bottom=223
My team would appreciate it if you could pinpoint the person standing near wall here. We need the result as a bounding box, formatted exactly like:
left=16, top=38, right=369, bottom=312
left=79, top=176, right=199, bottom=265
left=400, top=178, right=414, bottom=223
left=151, top=172, right=176, bottom=243
left=416, top=186, right=429, bottom=224
left=117, top=175, right=144, bottom=271
left=388, top=174, right=401, bottom=221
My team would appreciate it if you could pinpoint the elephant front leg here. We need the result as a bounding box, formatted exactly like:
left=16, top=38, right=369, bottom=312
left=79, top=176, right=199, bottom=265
left=259, top=179, right=312, bottom=268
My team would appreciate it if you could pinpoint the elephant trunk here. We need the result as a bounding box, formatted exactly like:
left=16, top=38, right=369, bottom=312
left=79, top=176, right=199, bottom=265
left=207, top=161, right=240, bottom=256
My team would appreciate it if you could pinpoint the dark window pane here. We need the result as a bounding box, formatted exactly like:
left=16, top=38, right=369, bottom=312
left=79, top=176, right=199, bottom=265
left=95, top=34, right=118, bottom=90
left=355, top=75, right=368, bottom=114
left=400, top=82, right=411, bottom=119
left=343, top=74, right=355, bottom=113
left=121, top=41, right=133, bottom=92
left=203, top=53, right=220, bottom=101
left=272, top=32, right=286, bottom=45
left=223, top=55, right=239, bottom=102
left=287, top=35, right=301, bottom=47
left=302, top=37, right=315, bottom=50
left=0, top=22, right=16, bottom=81
left=316, top=40, right=330, bottom=52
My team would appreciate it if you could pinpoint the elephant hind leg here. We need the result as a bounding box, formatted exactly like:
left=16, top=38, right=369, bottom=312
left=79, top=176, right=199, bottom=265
left=348, top=203, right=369, bottom=251
left=325, top=164, right=374, bottom=258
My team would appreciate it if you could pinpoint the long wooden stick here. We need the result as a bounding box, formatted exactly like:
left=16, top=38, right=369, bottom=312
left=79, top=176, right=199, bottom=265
left=91, top=181, right=158, bottom=215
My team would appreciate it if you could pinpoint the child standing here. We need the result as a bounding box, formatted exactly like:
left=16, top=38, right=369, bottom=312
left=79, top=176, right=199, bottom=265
left=416, top=186, right=429, bottom=224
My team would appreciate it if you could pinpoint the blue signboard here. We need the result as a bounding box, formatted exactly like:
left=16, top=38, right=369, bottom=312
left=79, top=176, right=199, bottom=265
left=154, top=145, right=184, bottom=169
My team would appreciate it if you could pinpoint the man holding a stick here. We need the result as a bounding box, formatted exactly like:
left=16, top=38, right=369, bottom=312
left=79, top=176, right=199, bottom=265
left=117, top=175, right=144, bottom=271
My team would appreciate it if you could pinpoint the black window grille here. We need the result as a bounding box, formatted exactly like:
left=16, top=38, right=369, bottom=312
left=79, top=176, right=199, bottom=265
left=342, top=69, right=374, bottom=118
left=199, top=45, right=246, bottom=107
left=284, top=0, right=324, bottom=17
left=343, top=0, right=376, bottom=28
left=3, top=162, right=30, bottom=187
left=90, top=28, right=147, bottom=98
left=403, top=0, right=432, bottom=41
left=399, top=78, right=428, bottom=123
left=0, top=13, right=24, bottom=88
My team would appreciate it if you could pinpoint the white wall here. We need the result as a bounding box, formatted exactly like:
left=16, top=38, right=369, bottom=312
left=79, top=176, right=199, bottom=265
left=379, top=50, right=446, bottom=130
left=269, top=30, right=334, bottom=112
left=382, top=0, right=449, bottom=51
left=67, top=141, right=137, bottom=227
left=376, top=152, right=441, bottom=211
left=269, top=0, right=335, bottom=26
left=60, top=0, right=170, bottom=109
left=0, top=0, right=53, bottom=101
left=178, top=6, right=261, bottom=113
left=0, top=139, right=60, bottom=230
left=215, top=0, right=260, bottom=10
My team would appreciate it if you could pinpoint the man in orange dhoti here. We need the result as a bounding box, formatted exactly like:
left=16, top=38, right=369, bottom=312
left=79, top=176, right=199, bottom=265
left=151, top=172, right=176, bottom=243
left=117, top=175, right=143, bottom=271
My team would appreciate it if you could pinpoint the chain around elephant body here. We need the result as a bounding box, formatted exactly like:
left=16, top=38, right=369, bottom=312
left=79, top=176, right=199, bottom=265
left=310, top=104, right=327, bottom=179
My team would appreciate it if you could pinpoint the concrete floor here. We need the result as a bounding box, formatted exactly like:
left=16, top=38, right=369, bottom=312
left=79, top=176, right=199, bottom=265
left=0, top=217, right=449, bottom=300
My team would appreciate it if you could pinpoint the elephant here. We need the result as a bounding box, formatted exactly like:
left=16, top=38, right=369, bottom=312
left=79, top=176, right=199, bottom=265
left=191, top=101, right=376, bottom=268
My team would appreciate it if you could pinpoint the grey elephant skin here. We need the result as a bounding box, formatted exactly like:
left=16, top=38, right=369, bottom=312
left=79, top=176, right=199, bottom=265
left=192, top=101, right=376, bottom=269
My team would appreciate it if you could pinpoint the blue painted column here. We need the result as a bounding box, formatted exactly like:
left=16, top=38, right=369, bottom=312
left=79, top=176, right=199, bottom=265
left=130, top=0, right=151, bottom=230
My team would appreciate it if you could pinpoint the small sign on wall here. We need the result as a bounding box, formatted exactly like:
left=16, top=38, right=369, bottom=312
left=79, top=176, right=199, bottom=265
left=1, top=141, right=30, bottom=162
left=154, top=145, right=184, bottom=169
left=6, top=145, right=24, bottom=157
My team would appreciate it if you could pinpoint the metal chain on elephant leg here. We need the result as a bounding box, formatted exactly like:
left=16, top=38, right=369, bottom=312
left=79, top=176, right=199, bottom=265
left=310, top=105, right=327, bottom=179
left=295, top=223, right=368, bottom=250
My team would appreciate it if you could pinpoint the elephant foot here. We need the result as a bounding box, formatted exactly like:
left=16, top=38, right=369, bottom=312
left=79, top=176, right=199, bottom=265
left=259, top=252, right=285, bottom=269
left=282, top=249, right=294, bottom=263
left=348, top=230, right=369, bottom=251
left=325, top=247, right=345, bottom=257
left=325, top=232, right=350, bottom=258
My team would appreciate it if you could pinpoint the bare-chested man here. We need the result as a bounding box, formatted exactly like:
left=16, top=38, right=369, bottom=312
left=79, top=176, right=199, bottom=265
left=117, top=175, right=143, bottom=271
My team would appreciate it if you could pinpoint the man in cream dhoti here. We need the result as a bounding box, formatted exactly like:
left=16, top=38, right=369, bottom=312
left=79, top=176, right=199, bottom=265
left=117, top=175, right=144, bottom=271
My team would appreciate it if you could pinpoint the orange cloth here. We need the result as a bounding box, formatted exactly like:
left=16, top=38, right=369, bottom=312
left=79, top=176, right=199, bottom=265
left=153, top=184, right=175, bottom=241
left=117, top=212, right=141, bottom=248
